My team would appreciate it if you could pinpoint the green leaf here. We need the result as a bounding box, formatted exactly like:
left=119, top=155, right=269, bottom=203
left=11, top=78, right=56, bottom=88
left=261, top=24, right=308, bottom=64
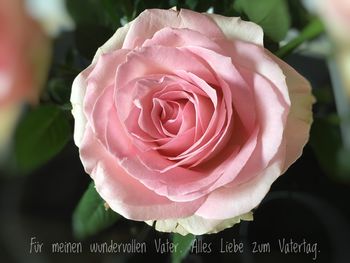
left=287, top=0, right=310, bottom=30
left=101, top=0, right=124, bottom=28
left=67, top=0, right=104, bottom=25
left=75, top=25, right=114, bottom=60
left=234, top=0, right=291, bottom=42
left=213, top=0, right=238, bottom=16
left=15, top=105, right=71, bottom=172
left=337, top=147, right=350, bottom=180
left=48, top=78, right=72, bottom=105
left=310, top=118, right=342, bottom=177
left=172, top=234, right=195, bottom=263
left=67, top=0, right=121, bottom=29
left=73, top=182, right=121, bottom=239
left=185, top=0, right=198, bottom=9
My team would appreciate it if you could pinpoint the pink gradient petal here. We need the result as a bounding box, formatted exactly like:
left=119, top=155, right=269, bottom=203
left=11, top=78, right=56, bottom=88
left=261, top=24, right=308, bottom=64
left=269, top=54, right=315, bottom=171
left=90, top=84, right=114, bottom=145
left=216, top=72, right=289, bottom=188
left=175, top=71, right=218, bottom=108
left=80, top=126, right=206, bottom=220
left=167, top=101, right=227, bottom=167
left=195, top=142, right=286, bottom=220
left=182, top=45, right=289, bottom=189
left=113, top=118, right=257, bottom=202
left=143, top=27, right=223, bottom=54
left=160, top=100, right=184, bottom=136
left=71, top=66, right=93, bottom=147
left=182, top=46, right=257, bottom=133
left=123, top=122, right=258, bottom=202
left=156, top=127, right=196, bottom=157
left=84, top=49, right=129, bottom=126
left=197, top=124, right=259, bottom=191
left=163, top=71, right=231, bottom=166
left=205, top=14, right=264, bottom=46
left=227, top=41, right=291, bottom=104
left=122, top=9, right=224, bottom=49
left=137, top=96, right=164, bottom=139
left=115, top=47, right=218, bottom=124
left=178, top=101, right=196, bottom=134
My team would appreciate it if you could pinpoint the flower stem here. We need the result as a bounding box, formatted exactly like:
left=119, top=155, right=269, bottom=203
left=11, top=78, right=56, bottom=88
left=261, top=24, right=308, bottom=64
left=275, top=18, right=325, bottom=58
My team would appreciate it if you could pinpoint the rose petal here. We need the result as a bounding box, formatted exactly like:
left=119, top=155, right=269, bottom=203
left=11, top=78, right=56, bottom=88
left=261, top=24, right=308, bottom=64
left=83, top=49, right=129, bottom=132
left=71, top=45, right=129, bottom=148
left=146, top=212, right=253, bottom=236
left=143, top=27, right=223, bottom=55
left=195, top=142, right=286, bottom=220
left=80, top=126, right=206, bottom=220
left=115, top=47, right=218, bottom=123
left=71, top=67, right=93, bottom=147
left=156, top=128, right=196, bottom=157
left=270, top=54, right=315, bottom=171
left=183, top=46, right=257, bottom=133
left=228, top=41, right=291, bottom=103
left=223, top=72, right=289, bottom=187
left=206, top=14, right=264, bottom=46
left=122, top=9, right=225, bottom=49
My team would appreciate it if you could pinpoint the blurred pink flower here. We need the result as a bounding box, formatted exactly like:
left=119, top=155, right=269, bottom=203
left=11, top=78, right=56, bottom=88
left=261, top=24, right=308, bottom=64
left=0, top=0, right=50, bottom=154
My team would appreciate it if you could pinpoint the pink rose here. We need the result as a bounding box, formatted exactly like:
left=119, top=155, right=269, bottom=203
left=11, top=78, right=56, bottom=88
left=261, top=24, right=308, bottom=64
left=71, top=9, right=314, bottom=235
left=314, top=0, right=350, bottom=115
left=317, top=0, right=350, bottom=44
left=0, top=0, right=49, bottom=106
left=0, top=0, right=50, bottom=153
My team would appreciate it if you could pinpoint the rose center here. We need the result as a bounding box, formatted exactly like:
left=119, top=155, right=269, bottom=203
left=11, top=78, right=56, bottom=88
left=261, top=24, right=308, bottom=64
left=153, top=98, right=194, bottom=137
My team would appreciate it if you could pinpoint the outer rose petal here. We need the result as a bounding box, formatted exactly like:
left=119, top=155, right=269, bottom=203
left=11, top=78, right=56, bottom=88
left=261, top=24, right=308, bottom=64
left=193, top=59, right=313, bottom=220
left=80, top=126, right=206, bottom=220
left=206, top=13, right=264, bottom=46
left=269, top=54, right=315, bottom=171
left=71, top=19, right=132, bottom=146
left=146, top=212, right=253, bottom=236
left=71, top=19, right=131, bottom=141
left=122, top=9, right=225, bottom=49
left=71, top=67, right=93, bottom=147
left=195, top=143, right=286, bottom=220
left=148, top=150, right=284, bottom=233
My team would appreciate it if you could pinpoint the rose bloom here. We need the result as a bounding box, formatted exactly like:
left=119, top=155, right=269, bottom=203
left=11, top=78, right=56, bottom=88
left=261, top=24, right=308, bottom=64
left=71, top=9, right=314, bottom=235
left=317, top=0, right=350, bottom=45
left=313, top=0, right=350, bottom=116
left=0, top=0, right=50, bottom=155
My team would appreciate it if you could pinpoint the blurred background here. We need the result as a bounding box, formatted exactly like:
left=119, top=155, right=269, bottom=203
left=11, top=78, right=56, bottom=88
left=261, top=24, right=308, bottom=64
left=1, top=0, right=350, bottom=262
